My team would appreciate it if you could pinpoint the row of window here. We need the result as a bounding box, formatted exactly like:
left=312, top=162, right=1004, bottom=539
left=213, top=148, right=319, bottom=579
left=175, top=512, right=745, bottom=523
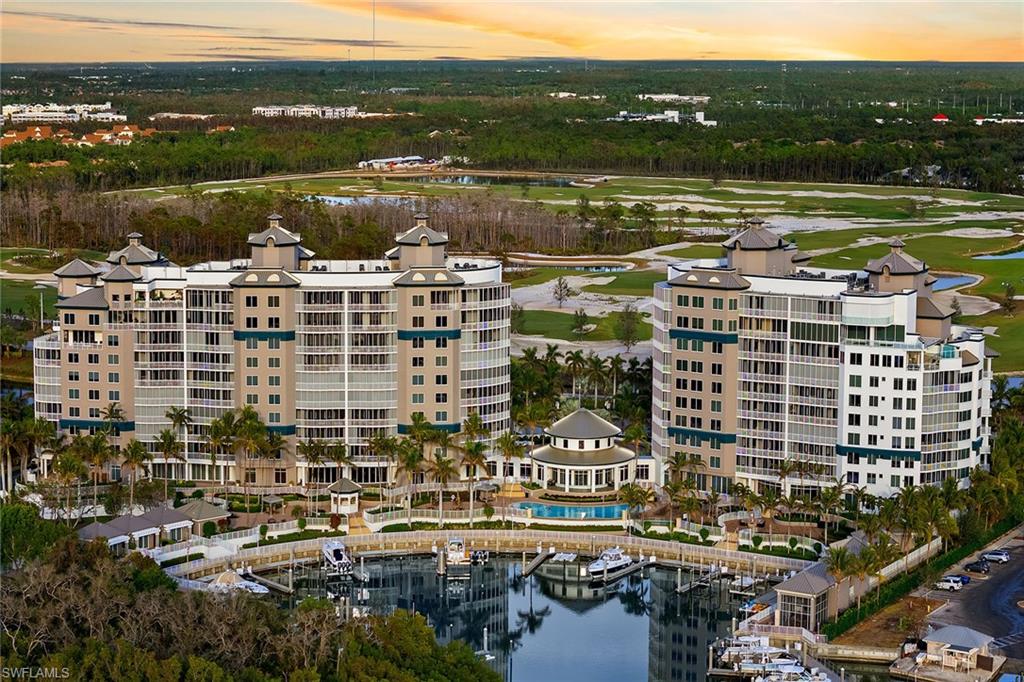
left=676, top=294, right=735, bottom=310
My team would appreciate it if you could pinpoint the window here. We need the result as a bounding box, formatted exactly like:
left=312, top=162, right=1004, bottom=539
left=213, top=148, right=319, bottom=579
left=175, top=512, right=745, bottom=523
left=869, top=376, right=880, bottom=388
left=849, top=375, right=862, bottom=387
left=269, top=376, right=281, bottom=386
left=413, top=295, right=424, bottom=306
left=269, top=357, right=280, bottom=368
left=412, top=394, right=424, bottom=404
left=710, top=456, right=721, bottom=468
left=412, top=338, right=424, bottom=349
left=435, top=375, right=448, bottom=385
left=108, top=354, right=119, bottom=364
left=68, top=407, right=80, bottom=417
left=692, top=296, right=704, bottom=308
left=107, top=372, right=119, bottom=383
left=69, top=389, right=80, bottom=399
left=88, top=389, right=99, bottom=400
left=246, top=376, right=258, bottom=386
left=108, top=335, right=119, bottom=347
left=245, top=316, right=258, bottom=329
left=246, top=338, right=258, bottom=349
left=412, top=357, right=425, bottom=367
left=69, top=371, right=79, bottom=382
left=88, top=371, right=99, bottom=382
left=269, top=412, right=281, bottom=423
left=412, top=375, right=424, bottom=385
left=67, top=353, right=79, bottom=363
left=848, top=394, right=861, bottom=407
left=108, top=390, right=120, bottom=401
left=267, top=317, right=280, bottom=329
left=435, top=393, right=448, bottom=403
left=435, top=338, right=448, bottom=349
left=268, top=338, right=281, bottom=350
left=435, top=411, right=447, bottom=423
left=848, top=433, right=860, bottom=445
left=246, top=394, right=258, bottom=404
left=412, top=316, right=425, bottom=328
left=435, top=316, right=447, bottom=327
left=274, top=469, right=287, bottom=484
left=436, top=356, right=448, bottom=367
left=88, top=354, right=99, bottom=364
left=246, top=357, right=259, bottom=368
left=245, top=295, right=258, bottom=307
left=849, top=353, right=862, bottom=365
left=267, top=295, right=280, bottom=308
left=88, top=314, right=100, bottom=325
left=713, top=297, right=724, bottom=310
left=269, top=394, right=281, bottom=405
left=63, top=313, right=76, bottom=325
left=869, top=396, right=880, bottom=408
left=88, top=408, right=100, bottom=418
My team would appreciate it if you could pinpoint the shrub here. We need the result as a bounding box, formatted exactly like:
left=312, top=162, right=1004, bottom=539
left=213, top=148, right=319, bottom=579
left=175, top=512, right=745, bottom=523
left=201, top=521, right=216, bottom=537
left=789, top=537, right=798, bottom=551
left=297, top=518, right=307, bottom=531
left=483, top=504, right=495, bottom=521
left=329, top=513, right=341, bottom=530
left=752, top=535, right=763, bottom=549
left=259, top=524, right=268, bottom=538
left=190, top=490, right=204, bottom=499
left=699, top=528, right=710, bottom=543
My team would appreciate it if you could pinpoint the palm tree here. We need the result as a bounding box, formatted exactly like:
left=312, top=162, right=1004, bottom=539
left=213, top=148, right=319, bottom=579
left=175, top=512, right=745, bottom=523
left=823, top=546, right=853, bottom=620
left=618, top=483, right=653, bottom=530
left=120, top=439, right=151, bottom=514
left=99, top=401, right=125, bottom=435
left=297, top=439, right=325, bottom=516
left=495, top=431, right=525, bottom=491
left=818, top=484, right=844, bottom=546
left=461, top=439, right=489, bottom=528
left=157, top=429, right=183, bottom=503
left=206, top=413, right=235, bottom=488
left=327, top=441, right=352, bottom=484
left=164, top=406, right=192, bottom=479
left=564, top=350, right=586, bottom=399
left=395, top=440, right=423, bottom=529
left=775, top=460, right=797, bottom=497
left=622, top=422, right=647, bottom=458
left=51, top=451, right=86, bottom=526
left=585, top=353, right=607, bottom=408
left=367, top=433, right=399, bottom=508
left=233, top=410, right=268, bottom=521
left=425, top=451, right=457, bottom=528
left=71, top=432, right=112, bottom=520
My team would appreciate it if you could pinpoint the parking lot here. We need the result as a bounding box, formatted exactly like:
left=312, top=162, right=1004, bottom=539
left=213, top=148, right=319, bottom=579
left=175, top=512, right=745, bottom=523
left=917, top=535, right=1024, bottom=658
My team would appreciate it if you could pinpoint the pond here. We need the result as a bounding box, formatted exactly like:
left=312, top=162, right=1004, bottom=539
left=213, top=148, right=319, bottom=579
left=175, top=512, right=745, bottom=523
left=973, top=250, right=1024, bottom=261
left=514, top=501, right=629, bottom=519
left=266, top=555, right=748, bottom=682
left=932, top=275, right=976, bottom=291
left=309, top=194, right=416, bottom=206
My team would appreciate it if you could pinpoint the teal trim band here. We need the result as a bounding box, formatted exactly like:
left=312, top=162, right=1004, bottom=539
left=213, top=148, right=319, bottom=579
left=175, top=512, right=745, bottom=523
left=398, top=422, right=461, bottom=435
left=233, top=330, right=295, bottom=342
left=668, top=426, right=736, bottom=444
left=60, top=418, right=135, bottom=431
left=268, top=425, right=296, bottom=436
left=397, top=329, right=461, bottom=341
left=669, top=329, right=738, bottom=343
left=837, top=444, right=921, bottom=461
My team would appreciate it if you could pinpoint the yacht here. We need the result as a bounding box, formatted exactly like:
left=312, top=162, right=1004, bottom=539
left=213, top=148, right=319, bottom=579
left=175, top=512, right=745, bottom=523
left=322, top=540, right=355, bottom=575
left=587, top=547, right=633, bottom=575
left=207, top=570, right=270, bottom=595
left=445, top=537, right=471, bottom=566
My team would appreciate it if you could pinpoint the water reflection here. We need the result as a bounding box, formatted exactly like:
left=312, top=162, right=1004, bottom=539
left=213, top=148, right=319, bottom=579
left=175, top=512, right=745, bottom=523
left=267, top=555, right=746, bottom=681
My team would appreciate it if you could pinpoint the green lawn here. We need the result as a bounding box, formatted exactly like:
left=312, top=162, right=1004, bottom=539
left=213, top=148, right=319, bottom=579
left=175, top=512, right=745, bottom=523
left=581, top=270, right=665, bottom=297
left=508, top=267, right=582, bottom=289
left=658, top=244, right=726, bottom=259
left=519, top=309, right=653, bottom=342
left=0, top=246, right=106, bottom=274
left=963, top=310, right=1024, bottom=372
left=1, top=279, right=58, bottom=317
left=810, top=235, right=1024, bottom=298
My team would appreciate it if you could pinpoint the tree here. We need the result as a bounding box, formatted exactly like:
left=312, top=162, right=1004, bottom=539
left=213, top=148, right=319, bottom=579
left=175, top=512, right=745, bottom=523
left=70, top=433, right=112, bottom=521
left=461, top=440, right=489, bottom=528
left=425, top=451, right=457, bottom=528
left=1002, top=283, right=1018, bottom=315
left=585, top=353, right=606, bottom=407
left=297, top=440, right=325, bottom=516
left=232, top=408, right=268, bottom=522
left=0, top=504, right=72, bottom=567
left=156, top=429, right=183, bottom=503
left=120, top=439, right=152, bottom=515
left=950, top=296, right=963, bottom=323
left=618, top=483, right=653, bottom=528
left=394, top=440, right=423, bottom=529
left=614, top=302, right=641, bottom=352
left=552, top=276, right=574, bottom=308
left=50, top=451, right=87, bottom=526
left=571, top=308, right=589, bottom=341
left=510, top=301, right=526, bottom=334
left=564, top=350, right=586, bottom=398
left=824, top=545, right=853, bottom=620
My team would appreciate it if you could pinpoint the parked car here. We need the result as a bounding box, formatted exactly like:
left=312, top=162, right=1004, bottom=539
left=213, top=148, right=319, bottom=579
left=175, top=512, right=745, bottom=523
left=981, top=549, right=1010, bottom=564
left=934, top=577, right=962, bottom=591
left=942, top=575, right=970, bottom=586
left=964, top=560, right=990, bottom=574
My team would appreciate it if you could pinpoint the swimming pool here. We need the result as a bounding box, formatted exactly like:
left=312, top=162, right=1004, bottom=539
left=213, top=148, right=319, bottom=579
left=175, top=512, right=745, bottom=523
left=514, top=501, right=629, bottom=519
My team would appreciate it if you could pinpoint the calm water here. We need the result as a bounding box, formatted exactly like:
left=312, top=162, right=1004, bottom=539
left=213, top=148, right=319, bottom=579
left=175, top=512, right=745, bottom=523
left=933, top=275, right=976, bottom=291
left=514, top=502, right=629, bottom=519
left=310, top=194, right=415, bottom=206
left=267, top=555, right=746, bottom=682
left=973, top=250, right=1024, bottom=260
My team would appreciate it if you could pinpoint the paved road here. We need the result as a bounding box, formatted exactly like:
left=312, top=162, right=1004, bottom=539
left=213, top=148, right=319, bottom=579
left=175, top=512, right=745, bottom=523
left=921, top=535, right=1024, bottom=658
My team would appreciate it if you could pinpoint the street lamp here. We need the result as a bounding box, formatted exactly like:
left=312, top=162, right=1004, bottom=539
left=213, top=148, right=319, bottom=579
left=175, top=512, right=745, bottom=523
left=32, top=283, right=47, bottom=330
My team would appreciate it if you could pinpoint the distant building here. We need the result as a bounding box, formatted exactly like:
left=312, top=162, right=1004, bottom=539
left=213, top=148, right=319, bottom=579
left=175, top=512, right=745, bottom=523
left=932, top=113, right=950, bottom=123
left=974, top=116, right=1024, bottom=125
left=148, top=112, right=216, bottom=121
left=84, top=110, right=128, bottom=123
left=608, top=110, right=681, bottom=123
left=694, top=111, right=717, bottom=127
left=637, top=94, right=710, bottom=105
left=251, top=105, right=289, bottom=117
left=252, top=104, right=364, bottom=118
left=323, top=106, right=358, bottom=119
left=357, top=155, right=426, bottom=170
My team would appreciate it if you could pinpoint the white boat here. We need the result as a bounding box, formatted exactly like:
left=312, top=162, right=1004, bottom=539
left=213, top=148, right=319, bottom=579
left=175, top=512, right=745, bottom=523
left=587, top=547, right=633, bottom=574
left=207, top=570, right=270, bottom=595
left=470, top=549, right=489, bottom=565
left=446, top=537, right=471, bottom=566
left=739, top=656, right=801, bottom=674
left=322, top=540, right=354, bottom=574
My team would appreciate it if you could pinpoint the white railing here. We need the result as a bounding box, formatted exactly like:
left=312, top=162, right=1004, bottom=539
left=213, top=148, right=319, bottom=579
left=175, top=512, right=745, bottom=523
left=738, top=528, right=821, bottom=555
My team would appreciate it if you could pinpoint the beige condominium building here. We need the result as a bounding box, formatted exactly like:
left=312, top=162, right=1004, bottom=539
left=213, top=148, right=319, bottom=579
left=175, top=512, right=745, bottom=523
left=33, top=213, right=511, bottom=487
left=652, top=217, right=992, bottom=498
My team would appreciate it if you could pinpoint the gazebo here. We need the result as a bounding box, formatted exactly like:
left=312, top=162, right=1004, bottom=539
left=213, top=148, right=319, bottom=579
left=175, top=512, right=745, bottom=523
left=529, top=408, right=637, bottom=493
left=328, top=478, right=361, bottom=515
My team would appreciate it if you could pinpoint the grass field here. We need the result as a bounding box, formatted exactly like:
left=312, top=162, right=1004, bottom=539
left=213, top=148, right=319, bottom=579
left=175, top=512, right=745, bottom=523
left=508, top=267, right=577, bottom=289
left=811, top=235, right=1024, bottom=298
left=0, top=246, right=106, bottom=274
left=963, top=310, right=1024, bottom=372
left=1, top=279, right=58, bottom=317
left=519, top=309, right=653, bottom=342
left=581, top=270, right=665, bottom=297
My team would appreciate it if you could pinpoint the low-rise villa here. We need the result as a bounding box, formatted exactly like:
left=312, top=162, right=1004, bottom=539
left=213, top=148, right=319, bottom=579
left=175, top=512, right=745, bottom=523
left=530, top=408, right=639, bottom=492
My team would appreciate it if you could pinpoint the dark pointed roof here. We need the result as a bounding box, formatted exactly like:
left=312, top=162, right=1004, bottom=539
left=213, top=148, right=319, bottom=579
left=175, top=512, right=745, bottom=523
left=126, top=231, right=143, bottom=239
left=327, top=478, right=362, bottom=495
left=247, top=225, right=301, bottom=247
left=100, top=264, right=141, bottom=282
left=392, top=268, right=464, bottom=287
left=55, top=286, right=108, bottom=310
left=54, top=258, right=100, bottom=278
left=297, top=245, right=316, bottom=261
left=545, top=408, right=620, bottom=440
left=669, top=268, right=749, bottom=290
left=722, top=220, right=787, bottom=251
left=395, top=225, right=449, bottom=246
left=916, top=297, right=953, bottom=320
left=864, top=241, right=927, bottom=276
left=106, top=243, right=161, bottom=265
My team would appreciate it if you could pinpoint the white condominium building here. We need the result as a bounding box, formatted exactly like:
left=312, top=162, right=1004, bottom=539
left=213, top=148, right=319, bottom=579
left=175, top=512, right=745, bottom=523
left=34, top=213, right=511, bottom=487
left=652, top=218, right=992, bottom=498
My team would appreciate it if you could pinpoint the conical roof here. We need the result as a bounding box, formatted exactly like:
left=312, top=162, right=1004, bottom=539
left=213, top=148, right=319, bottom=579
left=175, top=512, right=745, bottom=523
left=544, top=408, right=620, bottom=440
left=100, top=264, right=141, bottom=282
left=54, top=258, right=100, bottom=278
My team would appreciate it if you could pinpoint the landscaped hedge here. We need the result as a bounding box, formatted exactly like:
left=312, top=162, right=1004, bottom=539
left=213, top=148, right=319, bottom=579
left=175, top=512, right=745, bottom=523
left=240, top=529, right=346, bottom=549
left=159, top=552, right=204, bottom=568
left=822, top=517, right=1017, bottom=639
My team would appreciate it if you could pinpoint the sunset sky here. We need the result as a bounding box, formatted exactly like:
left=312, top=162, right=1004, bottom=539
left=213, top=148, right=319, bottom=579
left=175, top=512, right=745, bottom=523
left=2, top=1, right=1021, bottom=63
